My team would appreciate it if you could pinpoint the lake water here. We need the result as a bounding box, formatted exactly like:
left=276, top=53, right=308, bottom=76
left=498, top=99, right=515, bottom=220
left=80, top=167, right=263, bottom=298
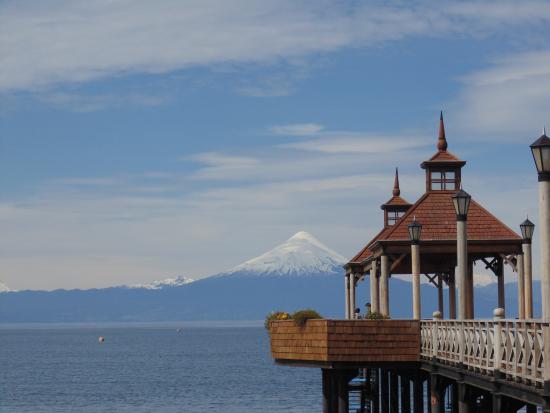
left=0, top=323, right=320, bottom=412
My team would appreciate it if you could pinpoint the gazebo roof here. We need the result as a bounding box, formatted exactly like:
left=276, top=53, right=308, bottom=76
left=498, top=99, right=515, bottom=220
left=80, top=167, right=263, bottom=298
left=380, top=191, right=520, bottom=242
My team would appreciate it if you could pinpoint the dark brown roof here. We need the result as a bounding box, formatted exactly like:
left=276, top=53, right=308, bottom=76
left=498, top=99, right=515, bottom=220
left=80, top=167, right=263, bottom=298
left=382, top=195, right=412, bottom=207
left=348, top=227, right=390, bottom=263
left=381, top=191, right=521, bottom=241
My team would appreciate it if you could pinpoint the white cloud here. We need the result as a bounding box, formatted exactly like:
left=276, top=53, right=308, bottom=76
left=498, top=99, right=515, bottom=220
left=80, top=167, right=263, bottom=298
left=269, top=123, right=325, bottom=136
left=3, top=1, right=550, bottom=93
left=455, top=50, right=550, bottom=138
left=282, top=134, right=430, bottom=154
left=39, top=92, right=170, bottom=112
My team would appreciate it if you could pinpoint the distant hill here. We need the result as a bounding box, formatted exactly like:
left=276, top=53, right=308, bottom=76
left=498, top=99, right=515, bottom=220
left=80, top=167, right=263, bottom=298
left=0, top=232, right=541, bottom=322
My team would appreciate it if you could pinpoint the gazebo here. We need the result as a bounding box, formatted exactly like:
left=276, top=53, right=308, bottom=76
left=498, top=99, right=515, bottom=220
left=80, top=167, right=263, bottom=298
left=344, top=113, right=530, bottom=320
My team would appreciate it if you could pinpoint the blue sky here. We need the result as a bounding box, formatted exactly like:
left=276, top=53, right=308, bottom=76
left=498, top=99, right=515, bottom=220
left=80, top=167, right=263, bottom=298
left=1, top=1, right=550, bottom=290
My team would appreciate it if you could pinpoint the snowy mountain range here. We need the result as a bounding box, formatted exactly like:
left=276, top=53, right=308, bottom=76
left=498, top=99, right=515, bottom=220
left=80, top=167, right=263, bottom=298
left=127, top=275, right=195, bottom=290
left=224, top=231, right=346, bottom=276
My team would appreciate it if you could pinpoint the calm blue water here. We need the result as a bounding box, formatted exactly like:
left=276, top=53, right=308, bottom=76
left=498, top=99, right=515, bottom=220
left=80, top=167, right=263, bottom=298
left=0, top=324, right=320, bottom=412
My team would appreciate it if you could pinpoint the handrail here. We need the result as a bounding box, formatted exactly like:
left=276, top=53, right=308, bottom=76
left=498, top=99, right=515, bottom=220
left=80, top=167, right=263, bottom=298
left=420, top=319, right=550, bottom=386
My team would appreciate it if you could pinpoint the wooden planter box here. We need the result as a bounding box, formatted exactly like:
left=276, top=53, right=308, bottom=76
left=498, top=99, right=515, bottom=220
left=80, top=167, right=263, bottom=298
left=269, top=319, right=420, bottom=366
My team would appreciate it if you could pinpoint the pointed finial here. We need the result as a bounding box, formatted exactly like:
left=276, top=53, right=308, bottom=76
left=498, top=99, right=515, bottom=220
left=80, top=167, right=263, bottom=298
left=544, top=126, right=547, bottom=136
left=437, top=111, right=448, bottom=151
left=393, top=167, right=400, bottom=196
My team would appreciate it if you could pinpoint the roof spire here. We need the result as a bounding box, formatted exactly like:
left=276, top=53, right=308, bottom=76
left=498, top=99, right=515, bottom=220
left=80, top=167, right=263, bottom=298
left=437, top=110, right=448, bottom=152
left=393, top=167, right=400, bottom=196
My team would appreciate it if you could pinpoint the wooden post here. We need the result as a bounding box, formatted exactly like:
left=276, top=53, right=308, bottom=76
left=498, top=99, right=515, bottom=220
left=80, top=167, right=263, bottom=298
left=349, top=273, right=357, bottom=319
left=371, top=368, right=380, bottom=413
left=523, top=242, right=534, bottom=318
left=411, top=243, right=421, bottom=320
left=466, top=260, right=474, bottom=319
left=322, top=369, right=331, bottom=413
left=437, top=274, right=444, bottom=319
left=430, top=374, right=443, bottom=413
left=331, top=369, right=338, bottom=413
left=457, top=219, right=468, bottom=320
left=451, top=383, right=459, bottom=413
left=497, top=257, right=505, bottom=317
left=380, top=255, right=390, bottom=317
left=458, top=382, right=470, bottom=413
left=337, top=371, right=348, bottom=413
left=493, top=308, right=504, bottom=377
left=370, top=261, right=380, bottom=314
left=345, top=274, right=350, bottom=320
left=526, top=404, right=537, bottom=413
left=413, top=373, right=423, bottom=413
left=449, top=270, right=457, bottom=319
left=381, top=369, right=389, bottom=413
left=401, top=374, right=411, bottom=413
left=390, top=371, right=399, bottom=413
left=491, top=394, right=502, bottom=413
left=517, top=253, right=526, bottom=319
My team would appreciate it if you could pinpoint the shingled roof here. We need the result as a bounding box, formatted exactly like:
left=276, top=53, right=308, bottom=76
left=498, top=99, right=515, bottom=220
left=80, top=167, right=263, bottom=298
left=381, top=191, right=521, bottom=242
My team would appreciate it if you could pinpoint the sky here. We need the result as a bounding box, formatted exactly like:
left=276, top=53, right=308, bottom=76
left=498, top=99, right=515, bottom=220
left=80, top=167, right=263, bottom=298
left=1, top=0, right=550, bottom=290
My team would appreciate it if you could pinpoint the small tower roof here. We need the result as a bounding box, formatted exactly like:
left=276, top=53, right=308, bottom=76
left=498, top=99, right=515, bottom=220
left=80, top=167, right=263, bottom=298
left=421, top=111, right=465, bottom=169
left=381, top=168, right=411, bottom=209
left=437, top=111, right=447, bottom=151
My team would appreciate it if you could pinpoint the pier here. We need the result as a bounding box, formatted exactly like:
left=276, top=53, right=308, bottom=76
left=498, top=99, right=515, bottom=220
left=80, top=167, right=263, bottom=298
left=268, top=115, right=550, bottom=412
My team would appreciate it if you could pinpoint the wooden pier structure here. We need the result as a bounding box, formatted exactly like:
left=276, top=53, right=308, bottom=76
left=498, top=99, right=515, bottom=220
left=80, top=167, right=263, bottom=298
left=268, top=115, right=550, bottom=412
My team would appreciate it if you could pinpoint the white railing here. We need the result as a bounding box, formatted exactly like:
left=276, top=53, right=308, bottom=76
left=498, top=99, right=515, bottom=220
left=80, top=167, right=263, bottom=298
left=420, top=318, right=550, bottom=387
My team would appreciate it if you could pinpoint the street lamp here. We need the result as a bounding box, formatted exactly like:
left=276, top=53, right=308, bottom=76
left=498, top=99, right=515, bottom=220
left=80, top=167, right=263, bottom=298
left=453, top=189, right=471, bottom=320
left=408, top=218, right=422, bottom=244
left=452, top=189, right=472, bottom=220
left=530, top=129, right=550, bottom=181
left=520, top=218, right=535, bottom=318
left=520, top=218, right=535, bottom=241
left=530, top=128, right=550, bottom=320
left=408, top=217, right=422, bottom=320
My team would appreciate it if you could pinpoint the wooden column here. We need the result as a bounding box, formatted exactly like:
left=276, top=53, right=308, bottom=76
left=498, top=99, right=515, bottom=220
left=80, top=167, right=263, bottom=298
left=466, top=260, right=474, bottom=319
left=517, top=253, right=526, bottom=319
left=449, top=270, right=457, bottom=319
left=458, top=382, right=470, bottom=413
left=430, top=374, right=443, bottom=413
left=411, top=243, right=421, bottom=320
left=337, top=371, right=348, bottom=413
left=371, top=368, right=380, bottom=413
left=345, top=274, right=350, bottom=319
left=526, top=404, right=537, bottom=413
left=497, top=257, right=505, bottom=317
left=412, top=373, right=423, bottom=413
left=350, top=274, right=356, bottom=319
left=330, top=369, right=338, bottom=413
left=437, top=274, right=444, bottom=319
left=491, top=394, right=502, bottom=413
left=524, top=242, right=534, bottom=318
left=401, top=374, right=411, bottom=413
left=390, top=371, right=398, bottom=413
left=380, top=255, right=390, bottom=317
left=370, top=260, right=380, bottom=314
left=381, top=369, right=389, bottom=413
left=322, top=369, right=331, bottom=413
left=451, top=383, right=459, bottom=413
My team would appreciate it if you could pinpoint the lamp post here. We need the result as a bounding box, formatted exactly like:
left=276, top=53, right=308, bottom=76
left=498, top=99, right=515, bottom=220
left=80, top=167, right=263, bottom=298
left=453, top=189, right=471, bottom=320
left=530, top=129, right=550, bottom=320
left=520, top=218, right=535, bottom=318
left=408, top=217, right=422, bottom=320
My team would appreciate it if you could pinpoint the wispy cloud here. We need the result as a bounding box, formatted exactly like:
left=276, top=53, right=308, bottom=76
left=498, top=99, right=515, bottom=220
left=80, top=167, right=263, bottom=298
left=269, top=123, right=325, bottom=136
left=3, top=1, right=550, bottom=93
left=281, top=134, right=430, bottom=154
left=39, top=92, right=170, bottom=112
left=454, top=49, right=550, bottom=138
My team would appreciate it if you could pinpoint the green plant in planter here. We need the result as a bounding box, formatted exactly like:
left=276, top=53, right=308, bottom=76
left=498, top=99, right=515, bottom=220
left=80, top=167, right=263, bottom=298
left=364, top=311, right=389, bottom=320
left=264, top=311, right=291, bottom=329
left=292, top=309, right=322, bottom=327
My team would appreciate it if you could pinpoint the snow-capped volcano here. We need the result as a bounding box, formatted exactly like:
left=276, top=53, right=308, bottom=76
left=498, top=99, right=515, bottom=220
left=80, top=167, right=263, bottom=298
left=128, top=275, right=195, bottom=290
left=0, top=281, right=15, bottom=293
left=225, top=231, right=346, bottom=276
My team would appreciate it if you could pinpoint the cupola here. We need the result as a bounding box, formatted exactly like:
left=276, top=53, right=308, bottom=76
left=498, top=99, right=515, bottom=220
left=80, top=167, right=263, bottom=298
left=380, top=168, right=412, bottom=227
left=420, top=112, right=466, bottom=192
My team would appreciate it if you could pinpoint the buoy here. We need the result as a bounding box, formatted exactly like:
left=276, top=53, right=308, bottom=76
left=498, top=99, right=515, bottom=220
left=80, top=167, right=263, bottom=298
left=98, top=336, right=105, bottom=343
